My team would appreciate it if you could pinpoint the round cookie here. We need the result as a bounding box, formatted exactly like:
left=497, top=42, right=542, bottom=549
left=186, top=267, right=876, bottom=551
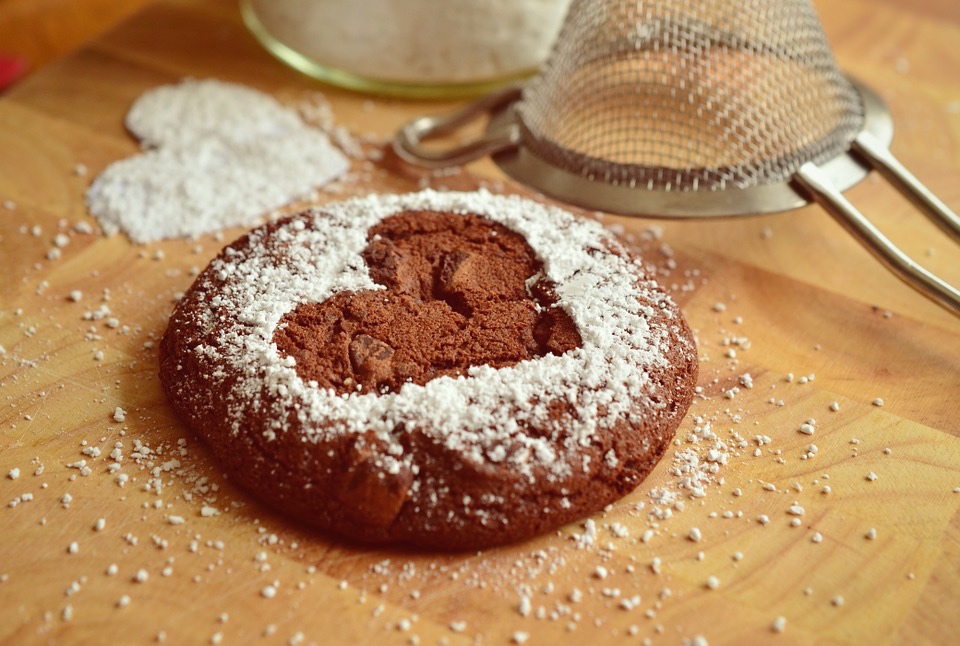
left=159, top=190, right=698, bottom=550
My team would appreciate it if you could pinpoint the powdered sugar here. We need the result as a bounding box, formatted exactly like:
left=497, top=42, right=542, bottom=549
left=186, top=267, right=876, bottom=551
left=86, top=79, right=348, bottom=243
left=180, top=189, right=685, bottom=478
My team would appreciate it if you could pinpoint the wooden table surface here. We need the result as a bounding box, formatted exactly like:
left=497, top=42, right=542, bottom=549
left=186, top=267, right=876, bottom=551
left=1, top=1, right=958, bottom=644
left=0, top=0, right=151, bottom=76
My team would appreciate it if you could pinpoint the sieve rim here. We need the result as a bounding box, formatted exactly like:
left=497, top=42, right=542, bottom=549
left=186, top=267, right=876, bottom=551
left=489, top=77, right=891, bottom=218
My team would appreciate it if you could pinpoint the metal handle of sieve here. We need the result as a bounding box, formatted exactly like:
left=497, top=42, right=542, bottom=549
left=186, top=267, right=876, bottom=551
left=794, top=161, right=960, bottom=316
left=393, top=85, right=522, bottom=168
left=852, top=131, right=960, bottom=244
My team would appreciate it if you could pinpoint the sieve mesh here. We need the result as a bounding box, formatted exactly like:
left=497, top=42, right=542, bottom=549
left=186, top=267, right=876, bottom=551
left=515, top=0, right=866, bottom=191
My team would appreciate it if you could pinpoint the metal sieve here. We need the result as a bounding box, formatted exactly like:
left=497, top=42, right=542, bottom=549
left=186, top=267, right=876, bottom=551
left=394, top=0, right=960, bottom=316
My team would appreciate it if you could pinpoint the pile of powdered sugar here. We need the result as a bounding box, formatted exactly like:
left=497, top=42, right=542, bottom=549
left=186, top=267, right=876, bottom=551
left=86, top=79, right=349, bottom=243
left=190, top=189, right=683, bottom=479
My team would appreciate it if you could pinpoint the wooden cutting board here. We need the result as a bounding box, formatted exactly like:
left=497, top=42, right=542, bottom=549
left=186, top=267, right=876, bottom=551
left=1, top=1, right=958, bottom=644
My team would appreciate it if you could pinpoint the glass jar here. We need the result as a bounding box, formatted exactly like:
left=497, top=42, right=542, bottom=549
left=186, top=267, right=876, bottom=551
left=240, top=0, right=571, bottom=99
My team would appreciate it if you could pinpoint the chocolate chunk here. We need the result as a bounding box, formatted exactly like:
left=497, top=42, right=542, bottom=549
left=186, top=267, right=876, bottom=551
left=437, top=251, right=529, bottom=305
left=349, top=334, right=395, bottom=388
left=535, top=307, right=582, bottom=355
left=363, top=237, right=425, bottom=297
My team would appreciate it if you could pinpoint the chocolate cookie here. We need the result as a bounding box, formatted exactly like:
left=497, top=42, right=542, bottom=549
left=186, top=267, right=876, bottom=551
left=159, top=190, right=698, bottom=549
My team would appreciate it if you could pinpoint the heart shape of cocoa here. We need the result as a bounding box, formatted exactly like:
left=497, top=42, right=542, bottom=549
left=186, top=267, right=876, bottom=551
left=274, top=210, right=582, bottom=395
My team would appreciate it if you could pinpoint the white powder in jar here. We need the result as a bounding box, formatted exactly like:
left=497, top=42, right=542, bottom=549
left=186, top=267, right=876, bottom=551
left=244, top=0, right=572, bottom=85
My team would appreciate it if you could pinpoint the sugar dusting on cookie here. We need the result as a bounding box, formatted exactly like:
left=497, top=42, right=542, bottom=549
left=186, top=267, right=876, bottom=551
left=159, top=188, right=698, bottom=548
left=193, top=189, right=685, bottom=478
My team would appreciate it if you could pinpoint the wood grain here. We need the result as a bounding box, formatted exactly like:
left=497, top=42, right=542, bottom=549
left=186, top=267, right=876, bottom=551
left=1, top=1, right=958, bottom=644
left=0, top=0, right=153, bottom=74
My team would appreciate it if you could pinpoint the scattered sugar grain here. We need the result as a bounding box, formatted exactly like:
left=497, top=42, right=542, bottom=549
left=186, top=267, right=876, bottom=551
left=650, top=557, right=662, bottom=575
left=517, top=595, right=532, bottom=617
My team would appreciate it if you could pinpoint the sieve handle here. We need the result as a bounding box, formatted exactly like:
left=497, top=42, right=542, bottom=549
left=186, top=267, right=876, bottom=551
left=852, top=131, right=960, bottom=244
left=794, top=162, right=960, bottom=316
left=393, top=85, right=522, bottom=168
